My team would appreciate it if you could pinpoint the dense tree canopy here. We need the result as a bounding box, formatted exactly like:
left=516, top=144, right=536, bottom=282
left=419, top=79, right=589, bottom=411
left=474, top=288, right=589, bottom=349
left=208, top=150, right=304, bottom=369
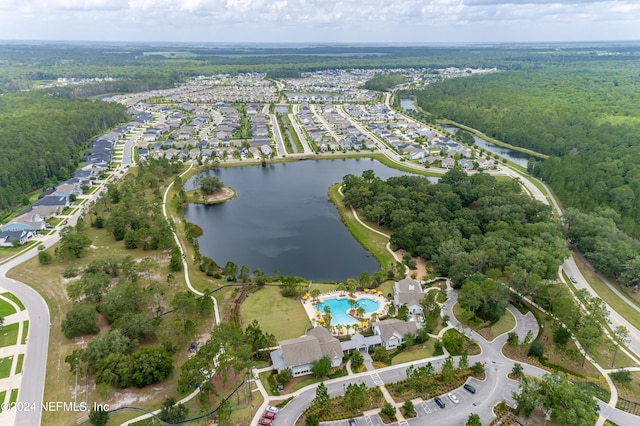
left=0, top=92, right=127, bottom=214
left=341, top=170, right=568, bottom=286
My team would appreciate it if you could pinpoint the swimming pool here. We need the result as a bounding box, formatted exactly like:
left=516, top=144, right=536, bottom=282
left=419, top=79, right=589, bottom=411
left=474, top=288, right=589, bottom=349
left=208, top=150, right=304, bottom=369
left=315, top=297, right=380, bottom=326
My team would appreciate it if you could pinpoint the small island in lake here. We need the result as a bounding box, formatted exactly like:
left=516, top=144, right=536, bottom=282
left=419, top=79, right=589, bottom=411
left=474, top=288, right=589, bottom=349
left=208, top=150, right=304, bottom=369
left=185, top=175, right=236, bottom=205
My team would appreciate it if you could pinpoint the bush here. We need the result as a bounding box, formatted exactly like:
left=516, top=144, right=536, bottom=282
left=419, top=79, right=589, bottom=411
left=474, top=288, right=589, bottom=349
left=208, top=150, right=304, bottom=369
left=372, top=347, right=391, bottom=364
left=38, top=250, right=53, bottom=265
left=402, top=400, right=415, bottom=416
left=381, top=402, right=396, bottom=419
left=277, top=368, right=293, bottom=385
left=610, top=369, right=632, bottom=384
left=553, top=327, right=572, bottom=347
left=528, top=340, right=545, bottom=358
left=507, top=331, right=519, bottom=346
left=350, top=351, right=364, bottom=371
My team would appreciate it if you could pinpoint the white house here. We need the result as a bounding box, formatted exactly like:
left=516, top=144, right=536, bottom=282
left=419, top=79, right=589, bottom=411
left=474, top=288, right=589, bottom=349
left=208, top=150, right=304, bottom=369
left=371, top=319, right=418, bottom=350
left=394, top=277, right=424, bottom=315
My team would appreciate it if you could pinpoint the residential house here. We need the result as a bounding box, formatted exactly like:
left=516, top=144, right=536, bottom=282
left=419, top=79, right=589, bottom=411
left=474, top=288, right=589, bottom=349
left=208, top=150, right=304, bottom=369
left=459, top=159, right=473, bottom=170
left=394, top=278, right=424, bottom=316
left=441, top=158, right=455, bottom=169
left=270, top=326, right=343, bottom=377
left=371, top=319, right=418, bottom=350
left=2, top=212, right=45, bottom=232
left=340, top=332, right=382, bottom=354
left=0, top=230, right=35, bottom=247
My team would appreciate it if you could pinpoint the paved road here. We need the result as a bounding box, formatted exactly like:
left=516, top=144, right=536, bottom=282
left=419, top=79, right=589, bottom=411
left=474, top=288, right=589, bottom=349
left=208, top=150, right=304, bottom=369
left=269, top=113, right=287, bottom=156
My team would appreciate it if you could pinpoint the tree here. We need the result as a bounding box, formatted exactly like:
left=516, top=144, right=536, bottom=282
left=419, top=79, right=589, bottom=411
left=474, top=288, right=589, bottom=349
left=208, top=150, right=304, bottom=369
left=459, top=352, right=469, bottom=370
left=277, top=368, right=293, bottom=385
left=528, top=340, right=544, bottom=358
left=305, top=413, right=320, bottom=426
left=130, top=347, right=174, bottom=388
left=196, top=175, right=224, bottom=195
left=38, top=250, right=53, bottom=265
left=381, top=402, right=396, bottom=419
left=61, top=303, right=100, bottom=338
left=312, top=382, right=330, bottom=412
left=311, top=356, right=331, bottom=378
left=466, top=413, right=482, bottom=426
left=216, top=398, right=232, bottom=426
left=350, top=351, right=364, bottom=371
left=159, top=397, right=188, bottom=423
left=612, top=325, right=631, bottom=368
left=88, top=405, right=109, bottom=426
left=553, top=327, right=572, bottom=347
left=441, top=356, right=455, bottom=383
left=610, top=369, right=632, bottom=384
left=59, top=233, right=92, bottom=259
left=512, top=363, right=524, bottom=378
left=169, top=246, right=183, bottom=272
left=343, top=383, right=368, bottom=410
left=402, top=400, right=415, bottom=417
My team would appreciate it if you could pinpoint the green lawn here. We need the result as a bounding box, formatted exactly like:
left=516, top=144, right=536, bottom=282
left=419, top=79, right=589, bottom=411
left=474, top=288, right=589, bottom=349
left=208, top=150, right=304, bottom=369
left=9, top=389, right=18, bottom=404
left=21, top=321, right=28, bottom=344
left=0, top=356, right=14, bottom=379
left=0, top=391, right=6, bottom=412
left=240, top=285, right=310, bottom=340
left=392, top=340, right=437, bottom=365
left=15, top=354, right=24, bottom=374
left=452, top=303, right=515, bottom=341
left=0, top=323, right=19, bottom=347
left=0, top=299, right=16, bottom=317
left=378, top=280, right=395, bottom=298
left=328, top=184, right=396, bottom=270
left=1, top=292, right=25, bottom=310
left=571, top=258, right=640, bottom=331
left=291, top=377, right=321, bottom=392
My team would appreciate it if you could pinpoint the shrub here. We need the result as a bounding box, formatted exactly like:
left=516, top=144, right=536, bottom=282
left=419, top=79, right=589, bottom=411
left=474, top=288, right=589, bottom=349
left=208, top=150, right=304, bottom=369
left=610, top=369, right=632, bottom=384
left=528, top=340, right=545, bottom=358
left=38, top=250, right=53, bottom=265
left=381, top=402, right=396, bottom=419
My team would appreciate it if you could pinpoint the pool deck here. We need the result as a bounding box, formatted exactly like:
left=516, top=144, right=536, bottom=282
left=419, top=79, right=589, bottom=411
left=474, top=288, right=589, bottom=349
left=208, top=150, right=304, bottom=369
left=301, top=290, right=389, bottom=336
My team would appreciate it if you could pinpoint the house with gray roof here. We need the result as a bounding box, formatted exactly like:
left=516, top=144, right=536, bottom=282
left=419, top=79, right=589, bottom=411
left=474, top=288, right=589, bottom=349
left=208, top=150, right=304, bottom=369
left=394, top=277, right=425, bottom=316
left=270, top=326, right=342, bottom=377
left=340, top=332, right=382, bottom=354
left=0, top=230, right=35, bottom=247
left=371, top=319, right=418, bottom=350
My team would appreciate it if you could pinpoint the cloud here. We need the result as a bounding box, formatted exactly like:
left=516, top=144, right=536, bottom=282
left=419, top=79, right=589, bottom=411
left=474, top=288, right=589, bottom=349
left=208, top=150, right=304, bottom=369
left=0, top=0, right=638, bottom=42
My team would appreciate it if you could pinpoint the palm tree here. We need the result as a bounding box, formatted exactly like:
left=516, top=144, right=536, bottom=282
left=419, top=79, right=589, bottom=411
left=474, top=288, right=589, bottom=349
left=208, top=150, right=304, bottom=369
left=348, top=298, right=358, bottom=314
left=346, top=278, right=358, bottom=296
left=345, top=324, right=352, bottom=335
left=370, top=313, right=379, bottom=323
left=337, top=282, right=346, bottom=296
left=356, top=306, right=365, bottom=318
left=311, top=288, right=321, bottom=302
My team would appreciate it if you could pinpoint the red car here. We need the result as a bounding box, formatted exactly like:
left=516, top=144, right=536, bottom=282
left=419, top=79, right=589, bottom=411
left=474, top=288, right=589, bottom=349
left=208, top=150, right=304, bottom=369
left=263, top=410, right=276, bottom=419
left=259, top=418, right=272, bottom=426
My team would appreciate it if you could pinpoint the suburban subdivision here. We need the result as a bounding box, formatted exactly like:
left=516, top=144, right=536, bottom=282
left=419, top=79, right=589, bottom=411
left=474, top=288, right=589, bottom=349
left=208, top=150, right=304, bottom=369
left=1, top=42, right=640, bottom=426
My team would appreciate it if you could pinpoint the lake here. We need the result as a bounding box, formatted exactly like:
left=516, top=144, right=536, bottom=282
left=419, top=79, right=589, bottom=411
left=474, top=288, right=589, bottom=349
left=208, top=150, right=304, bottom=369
left=183, top=158, right=415, bottom=281
left=400, top=98, right=417, bottom=111
left=444, top=126, right=532, bottom=167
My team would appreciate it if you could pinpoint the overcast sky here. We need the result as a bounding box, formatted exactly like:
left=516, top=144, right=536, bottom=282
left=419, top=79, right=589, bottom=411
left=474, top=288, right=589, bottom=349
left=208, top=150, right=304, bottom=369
left=0, top=0, right=638, bottom=44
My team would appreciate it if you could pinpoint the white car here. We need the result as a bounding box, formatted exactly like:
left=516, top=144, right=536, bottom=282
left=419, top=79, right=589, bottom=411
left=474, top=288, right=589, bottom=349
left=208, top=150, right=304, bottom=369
left=266, top=406, right=279, bottom=414
left=447, top=392, right=459, bottom=404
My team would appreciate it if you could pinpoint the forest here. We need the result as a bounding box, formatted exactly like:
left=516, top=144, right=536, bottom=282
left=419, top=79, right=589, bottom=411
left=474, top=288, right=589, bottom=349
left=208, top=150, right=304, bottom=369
left=0, top=91, right=128, bottom=216
left=403, top=55, right=640, bottom=274
left=341, top=169, right=568, bottom=287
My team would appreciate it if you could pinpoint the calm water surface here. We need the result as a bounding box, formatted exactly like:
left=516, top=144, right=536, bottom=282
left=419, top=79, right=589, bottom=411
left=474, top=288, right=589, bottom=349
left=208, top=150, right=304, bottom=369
left=183, top=158, right=416, bottom=281
left=400, top=98, right=417, bottom=111
left=444, top=126, right=532, bottom=167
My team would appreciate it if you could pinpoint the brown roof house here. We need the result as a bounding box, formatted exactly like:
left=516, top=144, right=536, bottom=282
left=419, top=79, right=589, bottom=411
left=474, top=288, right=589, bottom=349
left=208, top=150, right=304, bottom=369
left=270, top=326, right=342, bottom=377
left=394, top=277, right=424, bottom=316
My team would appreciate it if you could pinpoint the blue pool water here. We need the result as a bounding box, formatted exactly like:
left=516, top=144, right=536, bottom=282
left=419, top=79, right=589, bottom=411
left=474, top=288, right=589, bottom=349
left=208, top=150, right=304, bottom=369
left=315, top=297, right=380, bottom=326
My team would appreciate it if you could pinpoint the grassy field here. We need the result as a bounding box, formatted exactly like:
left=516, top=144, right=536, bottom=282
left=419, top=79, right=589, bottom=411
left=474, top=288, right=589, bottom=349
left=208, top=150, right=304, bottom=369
left=452, top=303, right=516, bottom=342
left=327, top=184, right=395, bottom=270
left=0, top=391, right=5, bottom=411
left=20, top=321, right=28, bottom=344
left=15, top=354, right=24, bottom=374
left=0, top=299, right=16, bottom=317
left=0, top=356, right=13, bottom=378
left=392, top=339, right=437, bottom=365
left=569, top=259, right=640, bottom=331
left=0, top=323, right=19, bottom=348
left=0, top=293, right=25, bottom=310
left=240, top=285, right=310, bottom=341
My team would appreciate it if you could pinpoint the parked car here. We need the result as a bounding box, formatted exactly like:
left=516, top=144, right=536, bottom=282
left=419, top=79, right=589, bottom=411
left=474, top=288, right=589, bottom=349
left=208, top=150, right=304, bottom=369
left=463, top=383, right=476, bottom=394
left=434, top=396, right=445, bottom=408
left=348, top=420, right=357, bottom=426
left=263, top=411, right=276, bottom=419
left=266, top=406, right=279, bottom=414
left=448, top=392, right=460, bottom=404
left=259, top=418, right=272, bottom=426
